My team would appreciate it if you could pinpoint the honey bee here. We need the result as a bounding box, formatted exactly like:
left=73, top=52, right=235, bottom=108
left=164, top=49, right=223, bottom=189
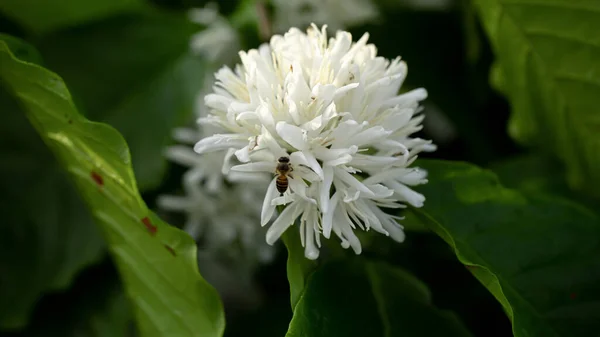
left=275, top=156, right=293, bottom=196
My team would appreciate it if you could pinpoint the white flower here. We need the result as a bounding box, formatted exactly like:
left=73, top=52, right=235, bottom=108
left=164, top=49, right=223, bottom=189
left=157, top=126, right=275, bottom=264
left=272, top=0, right=378, bottom=33
left=188, top=4, right=240, bottom=63
left=195, top=24, right=436, bottom=260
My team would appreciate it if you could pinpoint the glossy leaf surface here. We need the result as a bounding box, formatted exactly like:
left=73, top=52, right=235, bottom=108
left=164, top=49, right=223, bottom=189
left=0, top=38, right=224, bottom=337
left=414, top=160, right=600, bottom=337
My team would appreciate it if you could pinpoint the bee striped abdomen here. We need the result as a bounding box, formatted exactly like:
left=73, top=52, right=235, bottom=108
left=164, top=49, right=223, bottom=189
left=276, top=175, right=289, bottom=195
left=275, top=156, right=292, bottom=196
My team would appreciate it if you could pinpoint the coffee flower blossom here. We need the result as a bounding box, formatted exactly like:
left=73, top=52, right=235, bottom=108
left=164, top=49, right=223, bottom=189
left=195, top=24, right=436, bottom=260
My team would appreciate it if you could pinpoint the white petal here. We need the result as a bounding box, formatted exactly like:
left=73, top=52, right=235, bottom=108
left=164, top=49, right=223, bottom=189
left=352, top=126, right=392, bottom=146
left=164, top=145, right=200, bottom=168
left=312, top=145, right=357, bottom=162
left=333, top=83, right=359, bottom=100
left=349, top=154, right=399, bottom=169
left=339, top=221, right=362, bottom=254
left=319, top=166, right=334, bottom=213
left=156, top=195, right=192, bottom=212
left=303, top=206, right=320, bottom=260
left=271, top=193, right=295, bottom=205
left=266, top=201, right=303, bottom=244
left=322, top=193, right=340, bottom=238
left=261, top=179, right=278, bottom=226
left=387, top=180, right=426, bottom=207
left=276, top=122, right=308, bottom=150
left=300, top=115, right=323, bottom=131
left=261, top=127, right=288, bottom=158
left=231, top=161, right=275, bottom=173
left=289, top=176, right=316, bottom=204
left=172, top=128, right=200, bottom=144
left=335, top=168, right=373, bottom=196
left=381, top=88, right=428, bottom=109
left=325, top=154, right=353, bottom=167
left=234, top=145, right=251, bottom=163
left=343, top=188, right=361, bottom=203
left=221, top=148, right=237, bottom=175
left=236, top=110, right=259, bottom=122
left=194, top=134, right=247, bottom=153
left=256, top=103, right=276, bottom=129
left=301, top=150, right=324, bottom=180
left=397, top=168, right=428, bottom=186
left=367, top=184, right=395, bottom=199
left=363, top=168, right=413, bottom=184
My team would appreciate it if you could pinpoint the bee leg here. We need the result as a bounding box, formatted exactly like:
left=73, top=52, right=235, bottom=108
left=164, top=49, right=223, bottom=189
left=289, top=173, right=294, bottom=179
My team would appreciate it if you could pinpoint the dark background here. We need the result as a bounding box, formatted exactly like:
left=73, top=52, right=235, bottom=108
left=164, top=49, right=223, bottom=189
left=0, top=0, right=523, bottom=336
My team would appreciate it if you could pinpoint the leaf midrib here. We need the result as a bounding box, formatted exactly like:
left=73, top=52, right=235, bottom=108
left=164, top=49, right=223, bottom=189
left=418, top=207, right=560, bottom=337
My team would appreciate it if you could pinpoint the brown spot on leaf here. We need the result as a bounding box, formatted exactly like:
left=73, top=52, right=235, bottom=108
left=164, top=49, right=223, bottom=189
left=68, top=119, right=73, bottom=124
left=570, top=292, right=577, bottom=300
left=90, top=171, right=104, bottom=186
left=164, top=245, right=176, bottom=256
left=142, top=217, right=157, bottom=235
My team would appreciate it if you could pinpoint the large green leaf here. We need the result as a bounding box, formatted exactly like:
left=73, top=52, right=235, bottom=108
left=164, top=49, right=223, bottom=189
left=491, top=154, right=598, bottom=211
left=38, top=12, right=206, bottom=190
left=473, top=0, right=600, bottom=197
left=0, top=90, right=105, bottom=330
left=282, top=230, right=318, bottom=309
left=0, top=38, right=224, bottom=336
left=413, top=159, right=600, bottom=337
left=0, top=0, right=144, bottom=35
left=286, top=258, right=472, bottom=337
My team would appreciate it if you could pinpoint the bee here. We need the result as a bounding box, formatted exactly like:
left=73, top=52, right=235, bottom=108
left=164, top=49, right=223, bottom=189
left=275, top=156, right=293, bottom=196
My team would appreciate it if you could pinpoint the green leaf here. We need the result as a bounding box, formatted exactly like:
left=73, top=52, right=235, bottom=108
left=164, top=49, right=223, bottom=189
left=472, top=0, right=600, bottom=197
left=0, top=38, right=224, bottom=336
left=0, top=90, right=105, bottom=330
left=282, top=230, right=319, bottom=309
left=37, top=12, right=206, bottom=190
left=491, top=154, right=571, bottom=195
left=286, top=258, right=472, bottom=337
left=0, top=0, right=145, bottom=35
left=413, top=159, right=600, bottom=337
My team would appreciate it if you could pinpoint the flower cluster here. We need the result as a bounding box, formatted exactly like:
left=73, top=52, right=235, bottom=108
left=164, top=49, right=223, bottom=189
left=194, top=24, right=436, bottom=260
left=157, top=124, right=275, bottom=264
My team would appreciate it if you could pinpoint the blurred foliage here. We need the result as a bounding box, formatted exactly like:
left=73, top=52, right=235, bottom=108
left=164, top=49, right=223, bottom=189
left=1, top=0, right=599, bottom=337
left=473, top=0, right=600, bottom=198
left=0, top=0, right=145, bottom=35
